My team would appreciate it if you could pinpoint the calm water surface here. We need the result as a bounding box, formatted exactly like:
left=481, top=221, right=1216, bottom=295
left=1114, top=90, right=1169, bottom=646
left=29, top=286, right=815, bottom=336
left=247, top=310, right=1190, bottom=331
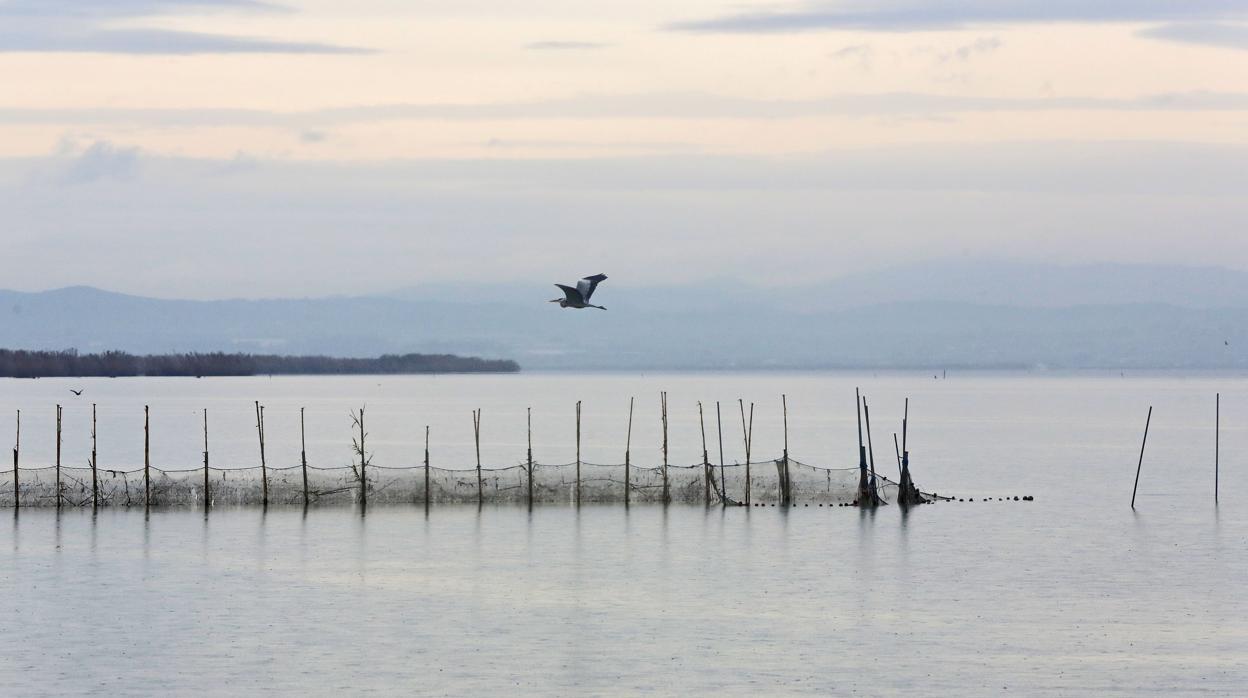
left=1, top=372, right=1245, bottom=695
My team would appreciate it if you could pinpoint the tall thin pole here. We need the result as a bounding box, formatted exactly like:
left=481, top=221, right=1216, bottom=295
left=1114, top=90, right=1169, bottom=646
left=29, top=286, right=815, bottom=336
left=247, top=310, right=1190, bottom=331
left=863, top=399, right=879, bottom=507
left=739, top=400, right=753, bottom=505
left=300, top=407, right=308, bottom=506
left=624, top=397, right=634, bottom=506
left=575, top=401, right=582, bottom=505
left=716, top=401, right=725, bottom=506
left=91, top=403, right=98, bottom=508
left=527, top=407, right=534, bottom=507
left=1215, top=393, right=1220, bottom=505
left=202, top=408, right=210, bottom=508
left=255, top=402, right=268, bottom=507
left=855, top=389, right=868, bottom=506
left=12, top=409, right=18, bottom=508
left=144, top=405, right=150, bottom=508
left=699, top=402, right=710, bottom=506
left=894, top=433, right=903, bottom=473
left=473, top=409, right=482, bottom=506
left=1131, top=406, right=1153, bottom=509
left=424, top=425, right=430, bottom=507
left=661, top=391, right=669, bottom=504
left=781, top=394, right=790, bottom=506
left=55, top=405, right=62, bottom=508
left=357, top=406, right=366, bottom=508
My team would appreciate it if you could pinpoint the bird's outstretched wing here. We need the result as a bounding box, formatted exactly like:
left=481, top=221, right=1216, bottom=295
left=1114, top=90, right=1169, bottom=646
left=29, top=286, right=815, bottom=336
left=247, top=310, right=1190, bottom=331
left=577, top=273, right=607, bottom=301
left=555, top=284, right=583, bottom=304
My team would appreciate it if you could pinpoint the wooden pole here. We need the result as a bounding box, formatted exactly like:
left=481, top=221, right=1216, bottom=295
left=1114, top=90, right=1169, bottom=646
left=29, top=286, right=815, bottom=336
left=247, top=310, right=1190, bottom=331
left=716, top=401, right=725, bottom=506
left=202, top=409, right=210, bottom=508
left=855, top=389, right=869, bottom=505
left=91, top=403, right=98, bottom=508
left=738, top=400, right=753, bottom=505
left=424, top=425, right=430, bottom=507
left=661, top=391, right=669, bottom=504
left=894, top=433, right=903, bottom=473
left=11, top=409, right=17, bottom=508
left=1131, top=406, right=1153, bottom=509
left=357, top=406, right=366, bottom=508
left=781, top=394, right=790, bottom=506
left=698, top=402, right=710, bottom=506
left=144, top=405, right=150, bottom=508
left=863, top=399, right=879, bottom=507
left=1215, top=393, right=1220, bottom=505
left=575, top=401, right=582, bottom=505
left=55, top=405, right=62, bottom=508
left=255, top=402, right=268, bottom=507
left=300, top=407, right=308, bottom=506
left=527, top=407, right=534, bottom=507
left=624, top=397, right=634, bottom=505
left=473, top=409, right=482, bottom=506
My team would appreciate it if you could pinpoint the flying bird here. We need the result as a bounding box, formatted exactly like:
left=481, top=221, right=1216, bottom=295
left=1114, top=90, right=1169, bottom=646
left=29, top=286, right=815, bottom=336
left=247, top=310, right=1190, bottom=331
left=550, top=274, right=608, bottom=309
left=69, top=388, right=83, bottom=396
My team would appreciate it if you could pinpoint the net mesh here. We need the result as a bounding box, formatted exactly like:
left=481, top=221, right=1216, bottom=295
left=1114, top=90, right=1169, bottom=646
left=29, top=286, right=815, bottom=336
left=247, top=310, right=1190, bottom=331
left=0, top=456, right=935, bottom=507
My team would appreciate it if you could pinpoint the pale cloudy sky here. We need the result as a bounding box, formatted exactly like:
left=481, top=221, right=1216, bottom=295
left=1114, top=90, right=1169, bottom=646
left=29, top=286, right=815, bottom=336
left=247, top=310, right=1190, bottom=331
left=1, top=0, right=1246, bottom=297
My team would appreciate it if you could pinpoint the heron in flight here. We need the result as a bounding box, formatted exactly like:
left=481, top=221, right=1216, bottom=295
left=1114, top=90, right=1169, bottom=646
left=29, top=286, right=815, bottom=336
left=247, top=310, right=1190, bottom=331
left=550, top=274, right=608, bottom=309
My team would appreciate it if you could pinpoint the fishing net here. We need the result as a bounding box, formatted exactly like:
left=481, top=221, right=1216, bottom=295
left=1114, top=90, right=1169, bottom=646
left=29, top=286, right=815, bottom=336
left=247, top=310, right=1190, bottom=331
left=0, top=456, right=934, bottom=507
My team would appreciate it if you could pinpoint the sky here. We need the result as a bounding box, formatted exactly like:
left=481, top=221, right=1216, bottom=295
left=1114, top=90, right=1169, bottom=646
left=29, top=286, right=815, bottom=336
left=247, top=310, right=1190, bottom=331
left=1, top=0, right=1246, bottom=298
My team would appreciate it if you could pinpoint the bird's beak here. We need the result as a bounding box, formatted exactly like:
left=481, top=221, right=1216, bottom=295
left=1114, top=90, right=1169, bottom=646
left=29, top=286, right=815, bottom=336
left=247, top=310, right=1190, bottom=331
left=548, top=298, right=560, bottom=303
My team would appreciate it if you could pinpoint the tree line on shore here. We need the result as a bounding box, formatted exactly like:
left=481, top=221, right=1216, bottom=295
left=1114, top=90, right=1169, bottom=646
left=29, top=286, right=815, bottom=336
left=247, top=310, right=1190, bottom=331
left=0, top=349, right=519, bottom=377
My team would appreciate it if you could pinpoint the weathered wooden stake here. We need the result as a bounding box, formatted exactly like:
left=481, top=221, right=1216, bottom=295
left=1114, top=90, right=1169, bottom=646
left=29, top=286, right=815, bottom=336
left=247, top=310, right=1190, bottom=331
left=55, top=405, right=62, bottom=508
left=855, top=389, right=869, bottom=505
left=255, top=401, right=268, bottom=507
left=575, top=401, right=582, bottom=505
left=624, top=397, right=634, bottom=505
left=527, top=407, right=534, bottom=507
left=1215, top=393, right=1220, bottom=505
left=894, top=433, right=903, bottom=472
left=473, top=408, right=482, bottom=506
left=424, top=425, right=430, bottom=507
left=300, top=407, right=308, bottom=506
left=144, top=405, right=150, bottom=508
left=716, top=401, right=725, bottom=506
left=357, top=406, right=366, bottom=508
left=698, top=401, right=710, bottom=506
left=11, top=409, right=17, bottom=508
left=738, top=399, right=753, bottom=505
left=781, top=394, right=791, bottom=506
left=202, top=409, right=210, bottom=508
left=91, top=403, right=98, bottom=508
left=863, top=399, right=879, bottom=507
left=661, top=391, right=669, bottom=504
left=1131, top=406, right=1153, bottom=509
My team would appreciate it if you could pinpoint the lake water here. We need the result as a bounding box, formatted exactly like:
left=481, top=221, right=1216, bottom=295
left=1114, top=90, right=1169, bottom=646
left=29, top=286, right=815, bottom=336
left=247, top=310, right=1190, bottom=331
left=1, top=372, right=1245, bottom=695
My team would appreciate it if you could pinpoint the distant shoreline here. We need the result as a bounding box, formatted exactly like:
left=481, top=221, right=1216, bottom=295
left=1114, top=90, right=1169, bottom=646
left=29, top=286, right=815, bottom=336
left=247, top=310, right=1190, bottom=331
left=0, top=349, right=519, bottom=378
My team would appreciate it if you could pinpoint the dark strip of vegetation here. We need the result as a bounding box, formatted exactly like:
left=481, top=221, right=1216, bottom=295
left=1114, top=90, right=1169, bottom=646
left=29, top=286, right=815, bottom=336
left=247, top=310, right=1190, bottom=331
left=0, top=350, right=519, bottom=377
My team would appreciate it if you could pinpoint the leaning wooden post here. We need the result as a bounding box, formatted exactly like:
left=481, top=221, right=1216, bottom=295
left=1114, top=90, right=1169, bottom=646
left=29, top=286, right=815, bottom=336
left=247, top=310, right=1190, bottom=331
left=91, top=403, right=98, bottom=508
left=144, top=405, right=150, bottom=508
left=300, top=407, right=308, bottom=506
left=1215, top=393, right=1220, bottom=505
left=698, top=402, right=710, bottom=506
left=527, top=407, right=534, bottom=507
left=863, top=399, right=879, bottom=507
left=624, top=397, right=634, bottom=505
left=11, top=409, right=18, bottom=508
left=855, top=389, right=869, bottom=505
left=716, top=401, right=725, bottom=506
left=473, top=409, right=482, bottom=505
left=781, top=394, right=791, bottom=506
left=55, top=405, right=63, bottom=508
left=738, top=399, right=753, bottom=505
left=1131, top=406, right=1153, bottom=509
left=575, top=401, right=582, bottom=505
left=255, top=401, right=268, bottom=507
left=202, top=409, right=210, bottom=508
left=423, top=425, right=430, bottom=507
left=661, top=391, right=670, bottom=504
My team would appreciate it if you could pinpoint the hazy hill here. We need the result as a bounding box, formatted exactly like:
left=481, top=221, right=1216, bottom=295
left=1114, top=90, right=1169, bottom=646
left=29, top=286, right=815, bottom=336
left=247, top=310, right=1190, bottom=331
left=2, top=263, right=1246, bottom=369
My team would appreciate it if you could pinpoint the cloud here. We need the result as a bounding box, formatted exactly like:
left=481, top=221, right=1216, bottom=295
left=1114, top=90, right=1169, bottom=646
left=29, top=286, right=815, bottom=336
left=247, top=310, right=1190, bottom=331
left=667, top=1, right=1248, bottom=33
left=0, top=0, right=368, bottom=54
left=830, top=43, right=873, bottom=69
left=1138, top=22, right=1248, bottom=50
left=2, top=90, right=1246, bottom=128
left=524, top=41, right=609, bottom=50
left=56, top=141, right=141, bottom=184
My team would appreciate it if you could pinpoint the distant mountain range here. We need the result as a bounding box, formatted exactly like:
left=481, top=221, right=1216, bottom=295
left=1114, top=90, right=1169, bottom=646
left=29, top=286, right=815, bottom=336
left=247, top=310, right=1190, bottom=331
left=2, top=262, right=1246, bottom=369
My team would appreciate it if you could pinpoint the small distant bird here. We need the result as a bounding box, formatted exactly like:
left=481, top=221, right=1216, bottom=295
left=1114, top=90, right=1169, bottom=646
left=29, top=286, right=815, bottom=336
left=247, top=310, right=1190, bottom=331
left=550, top=273, right=608, bottom=309
left=69, top=388, right=83, bottom=396
left=1225, top=340, right=1230, bottom=346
